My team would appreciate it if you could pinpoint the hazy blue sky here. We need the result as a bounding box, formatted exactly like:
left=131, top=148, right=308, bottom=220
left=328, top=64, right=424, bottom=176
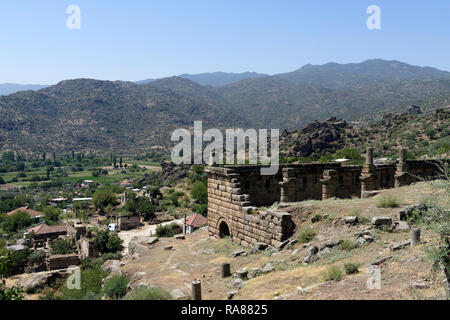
left=1, top=0, right=449, bottom=84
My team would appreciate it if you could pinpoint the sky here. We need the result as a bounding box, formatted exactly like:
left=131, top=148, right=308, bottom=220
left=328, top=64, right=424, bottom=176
left=1, top=0, right=449, bottom=84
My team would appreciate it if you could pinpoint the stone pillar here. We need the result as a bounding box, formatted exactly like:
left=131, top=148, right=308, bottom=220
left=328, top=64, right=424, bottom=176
left=395, top=148, right=409, bottom=188
left=221, top=262, right=231, bottom=278
left=360, top=148, right=377, bottom=197
left=191, top=280, right=202, bottom=300
left=321, top=170, right=338, bottom=200
left=279, top=168, right=296, bottom=202
left=366, top=147, right=374, bottom=166
left=411, top=228, right=421, bottom=246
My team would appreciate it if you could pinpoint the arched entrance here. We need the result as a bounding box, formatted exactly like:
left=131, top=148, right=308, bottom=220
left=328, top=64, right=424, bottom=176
left=218, top=221, right=230, bottom=238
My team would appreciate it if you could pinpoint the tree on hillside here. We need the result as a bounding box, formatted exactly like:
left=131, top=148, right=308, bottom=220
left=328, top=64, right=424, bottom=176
left=5, top=211, right=32, bottom=232
left=93, top=188, right=118, bottom=214
left=191, top=182, right=207, bottom=204
left=42, top=207, right=62, bottom=225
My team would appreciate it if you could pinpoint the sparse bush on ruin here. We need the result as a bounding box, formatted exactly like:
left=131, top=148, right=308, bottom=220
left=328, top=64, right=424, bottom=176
left=344, top=262, right=360, bottom=274
left=104, top=275, right=130, bottom=300
left=322, top=265, right=344, bottom=281
left=297, top=227, right=316, bottom=243
left=377, top=194, right=399, bottom=208
left=339, top=239, right=356, bottom=251
left=122, top=286, right=172, bottom=300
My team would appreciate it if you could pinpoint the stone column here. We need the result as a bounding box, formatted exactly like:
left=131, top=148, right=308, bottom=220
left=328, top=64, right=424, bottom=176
left=191, top=280, right=202, bottom=300
left=395, top=148, right=409, bottom=188
left=279, top=168, right=296, bottom=202
left=221, top=262, right=231, bottom=278
left=360, top=147, right=377, bottom=197
left=321, top=170, right=338, bottom=200
left=366, top=147, right=374, bottom=166
left=411, top=228, right=421, bottom=246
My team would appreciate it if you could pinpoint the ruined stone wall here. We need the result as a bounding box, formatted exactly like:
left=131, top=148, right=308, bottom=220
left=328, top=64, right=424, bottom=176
left=46, top=254, right=80, bottom=271
left=119, top=215, right=141, bottom=230
left=207, top=153, right=446, bottom=248
left=206, top=167, right=294, bottom=247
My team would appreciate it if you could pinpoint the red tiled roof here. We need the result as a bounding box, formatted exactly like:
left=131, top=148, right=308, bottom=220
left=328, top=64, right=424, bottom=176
left=185, top=214, right=207, bottom=228
left=35, top=224, right=67, bottom=235
left=27, top=224, right=44, bottom=233
left=7, top=207, right=43, bottom=218
left=27, top=224, right=67, bottom=235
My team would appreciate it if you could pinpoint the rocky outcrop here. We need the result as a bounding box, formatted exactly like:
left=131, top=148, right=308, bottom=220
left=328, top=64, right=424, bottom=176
left=280, top=117, right=349, bottom=158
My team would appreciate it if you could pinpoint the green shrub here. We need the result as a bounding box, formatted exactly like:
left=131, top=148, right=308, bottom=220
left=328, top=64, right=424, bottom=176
left=5, top=211, right=32, bottom=232
left=191, top=182, right=207, bottom=204
left=122, top=286, right=172, bottom=300
left=104, top=275, right=130, bottom=299
left=297, top=227, right=315, bottom=243
left=50, top=239, right=73, bottom=255
left=155, top=223, right=181, bottom=238
left=376, top=194, right=399, bottom=208
left=339, top=239, right=356, bottom=251
left=193, top=203, right=208, bottom=216
left=100, top=252, right=122, bottom=263
left=94, top=230, right=123, bottom=253
left=28, top=250, right=46, bottom=266
left=322, top=265, right=344, bottom=281
left=58, top=264, right=107, bottom=300
left=344, top=262, right=360, bottom=274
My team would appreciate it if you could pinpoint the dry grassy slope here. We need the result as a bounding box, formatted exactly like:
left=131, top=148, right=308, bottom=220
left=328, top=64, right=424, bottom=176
left=122, top=181, right=447, bottom=300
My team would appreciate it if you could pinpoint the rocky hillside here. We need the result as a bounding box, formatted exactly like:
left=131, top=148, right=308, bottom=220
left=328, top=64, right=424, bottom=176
left=1, top=59, right=450, bottom=155
left=280, top=107, right=450, bottom=160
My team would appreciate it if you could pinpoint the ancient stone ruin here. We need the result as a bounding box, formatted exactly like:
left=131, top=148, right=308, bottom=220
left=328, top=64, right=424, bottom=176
left=206, top=148, right=444, bottom=248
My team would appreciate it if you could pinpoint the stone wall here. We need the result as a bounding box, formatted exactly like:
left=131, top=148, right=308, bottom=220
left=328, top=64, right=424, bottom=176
left=119, top=215, right=141, bottom=230
left=207, top=149, right=445, bottom=248
left=46, top=254, right=80, bottom=271
left=77, top=237, right=99, bottom=259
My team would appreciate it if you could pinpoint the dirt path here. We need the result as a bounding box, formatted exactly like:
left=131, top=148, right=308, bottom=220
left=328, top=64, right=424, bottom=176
left=118, top=219, right=184, bottom=254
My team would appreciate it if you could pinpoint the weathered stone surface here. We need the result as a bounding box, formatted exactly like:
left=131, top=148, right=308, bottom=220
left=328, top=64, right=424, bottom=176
left=370, top=256, right=392, bottom=266
left=234, top=268, right=248, bottom=280
left=394, top=221, right=410, bottom=231
left=101, top=260, right=122, bottom=274
left=249, top=268, right=260, bottom=279
left=345, top=216, right=359, bottom=225
left=227, top=290, right=238, bottom=300
left=147, top=237, right=159, bottom=245
left=390, top=240, right=411, bottom=251
left=372, top=216, right=393, bottom=228
left=355, top=237, right=366, bottom=247
left=170, top=289, right=187, bottom=300
left=20, top=270, right=63, bottom=291
left=231, top=249, right=246, bottom=258
left=251, top=242, right=268, bottom=253
left=303, top=245, right=319, bottom=264
left=231, top=278, right=244, bottom=289
left=129, top=236, right=152, bottom=256
left=261, top=263, right=275, bottom=274
left=320, top=239, right=341, bottom=249
left=410, top=281, right=430, bottom=289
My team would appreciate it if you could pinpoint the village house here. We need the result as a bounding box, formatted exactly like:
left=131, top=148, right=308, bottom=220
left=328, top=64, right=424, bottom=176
left=184, top=214, right=207, bottom=234
left=7, top=207, right=43, bottom=219
left=28, top=224, right=67, bottom=241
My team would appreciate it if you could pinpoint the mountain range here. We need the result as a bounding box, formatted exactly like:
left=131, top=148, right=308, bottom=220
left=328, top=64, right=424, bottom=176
left=1, top=59, right=450, bottom=155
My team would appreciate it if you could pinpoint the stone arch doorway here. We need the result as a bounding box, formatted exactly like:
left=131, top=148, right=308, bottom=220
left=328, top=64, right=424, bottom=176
left=218, top=221, right=230, bottom=238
